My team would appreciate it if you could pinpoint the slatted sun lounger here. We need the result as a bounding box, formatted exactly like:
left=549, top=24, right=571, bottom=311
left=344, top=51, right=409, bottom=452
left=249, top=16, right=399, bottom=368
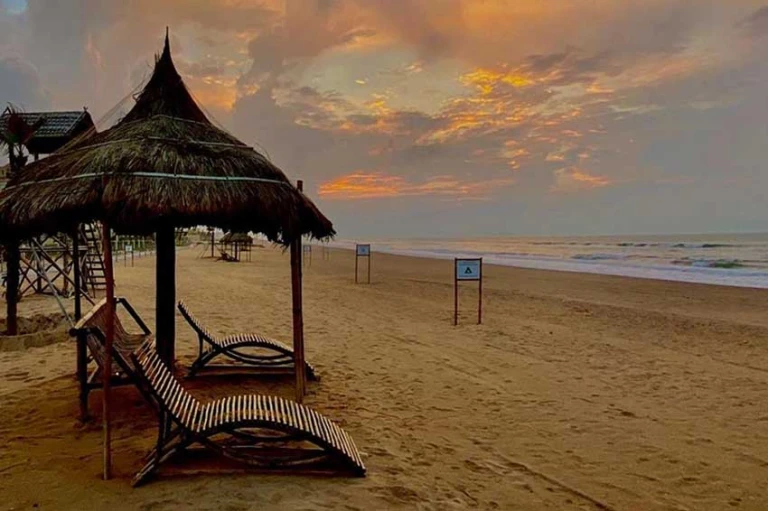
left=178, top=301, right=317, bottom=380
left=69, top=297, right=152, bottom=420
left=115, top=338, right=366, bottom=486
left=216, top=248, right=238, bottom=262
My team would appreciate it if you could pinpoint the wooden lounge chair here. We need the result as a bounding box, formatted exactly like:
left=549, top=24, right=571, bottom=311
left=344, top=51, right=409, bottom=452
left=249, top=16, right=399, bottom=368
left=69, top=297, right=152, bottom=421
left=114, top=338, right=366, bottom=485
left=178, top=301, right=317, bottom=380
left=216, top=248, right=238, bottom=262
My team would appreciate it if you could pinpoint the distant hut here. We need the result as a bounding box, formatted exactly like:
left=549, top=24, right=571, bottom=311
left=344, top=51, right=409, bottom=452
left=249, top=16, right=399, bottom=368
left=0, top=109, right=95, bottom=159
left=0, top=31, right=333, bottom=478
left=219, top=231, right=254, bottom=261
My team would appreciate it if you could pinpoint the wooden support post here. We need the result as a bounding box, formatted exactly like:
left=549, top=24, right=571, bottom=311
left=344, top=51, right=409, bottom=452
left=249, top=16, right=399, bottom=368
left=35, top=247, right=42, bottom=293
left=74, top=227, right=86, bottom=422
left=478, top=259, right=483, bottom=325
left=73, top=229, right=82, bottom=321
left=210, top=230, right=215, bottom=258
left=291, top=180, right=307, bottom=403
left=101, top=222, right=115, bottom=480
left=156, top=226, right=176, bottom=367
left=454, top=259, right=458, bottom=327
left=62, top=249, right=70, bottom=295
left=5, top=242, right=20, bottom=335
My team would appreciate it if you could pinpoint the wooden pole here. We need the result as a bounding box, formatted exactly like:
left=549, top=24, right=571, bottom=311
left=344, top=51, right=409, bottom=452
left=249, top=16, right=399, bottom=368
left=156, top=226, right=176, bottom=367
left=210, top=230, right=215, bottom=258
left=454, top=258, right=458, bottom=326
left=73, top=227, right=86, bottom=421
left=101, top=222, right=115, bottom=480
left=72, top=227, right=83, bottom=321
left=291, top=180, right=307, bottom=403
left=478, top=258, right=483, bottom=325
left=5, top=242, right=20, bottom=335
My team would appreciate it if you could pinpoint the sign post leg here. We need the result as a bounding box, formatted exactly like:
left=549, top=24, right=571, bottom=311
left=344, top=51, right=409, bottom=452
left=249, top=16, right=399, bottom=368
left=454, top=258, right=458, bottom=326
left=478, top=259, right=483, bottom=325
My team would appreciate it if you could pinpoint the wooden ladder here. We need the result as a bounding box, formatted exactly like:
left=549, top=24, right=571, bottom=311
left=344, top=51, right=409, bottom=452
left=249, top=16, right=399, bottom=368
left=80, top=223, right=107, bottom=295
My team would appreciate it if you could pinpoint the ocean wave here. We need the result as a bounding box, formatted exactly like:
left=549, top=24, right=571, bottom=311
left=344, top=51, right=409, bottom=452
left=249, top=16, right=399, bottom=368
left=670, top=243, right=738, bottom=249
left=671, top=258, right=744, bottom=269
left=572, top=253, right=628, bottom=261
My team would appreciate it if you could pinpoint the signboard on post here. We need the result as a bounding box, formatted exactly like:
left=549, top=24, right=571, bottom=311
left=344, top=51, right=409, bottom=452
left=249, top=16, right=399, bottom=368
left=125, top=245, right=134, bottom=267
left=454, top=258, right=482, bottom=325
left=303, top=245, right=312, bottom=267
left=355, top=244, right=371, bottom=284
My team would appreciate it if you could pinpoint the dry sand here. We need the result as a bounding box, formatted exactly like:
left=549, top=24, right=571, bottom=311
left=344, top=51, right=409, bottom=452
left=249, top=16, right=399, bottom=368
left=1, top=245, right=768, bottom=510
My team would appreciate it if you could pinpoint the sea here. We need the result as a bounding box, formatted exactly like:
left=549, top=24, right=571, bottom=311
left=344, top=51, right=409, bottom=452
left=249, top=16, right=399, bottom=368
left=329, top=233, right=768, bottom=289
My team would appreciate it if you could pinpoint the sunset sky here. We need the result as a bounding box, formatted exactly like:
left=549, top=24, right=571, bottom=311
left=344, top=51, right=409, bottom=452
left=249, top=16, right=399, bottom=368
left=1, top=0, right=767, bottom=237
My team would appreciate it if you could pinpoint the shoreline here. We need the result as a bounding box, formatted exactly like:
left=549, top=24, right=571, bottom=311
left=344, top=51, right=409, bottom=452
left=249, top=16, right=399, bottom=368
left=324, top=241, right=768, bottom=290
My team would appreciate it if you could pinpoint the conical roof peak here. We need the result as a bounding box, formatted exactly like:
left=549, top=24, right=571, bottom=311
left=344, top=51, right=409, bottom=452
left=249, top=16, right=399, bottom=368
left=121, top=30, right=210, bottom=125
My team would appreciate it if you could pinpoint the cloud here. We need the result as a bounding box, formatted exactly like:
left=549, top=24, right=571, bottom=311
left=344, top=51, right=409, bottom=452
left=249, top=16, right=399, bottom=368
left=0, top=0, right=766, bottom=237
left=551, top=167, right=612, bottom=193
left=0, top=54, right=48, bottom=109
left=740, top=6, right=768, bottom=37
left=319, top=171, right=514, bottom=200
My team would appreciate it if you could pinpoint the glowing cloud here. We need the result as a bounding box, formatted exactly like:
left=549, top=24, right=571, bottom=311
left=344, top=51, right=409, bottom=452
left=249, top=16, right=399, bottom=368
left=551, top=167, right=612, bottom=193
left=319, top=171, right=514, bottom=200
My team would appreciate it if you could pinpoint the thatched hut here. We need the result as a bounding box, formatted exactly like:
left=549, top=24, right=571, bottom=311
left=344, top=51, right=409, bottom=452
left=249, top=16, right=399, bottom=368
left=219, top=231, right=254, bottom=261
left=220, top=231, right=253, bottom=245
left=0, top=32, right=333, bottom=354
left=0, top=109, right=95, bottom=157
left=0, top=32, right=332, bottom=478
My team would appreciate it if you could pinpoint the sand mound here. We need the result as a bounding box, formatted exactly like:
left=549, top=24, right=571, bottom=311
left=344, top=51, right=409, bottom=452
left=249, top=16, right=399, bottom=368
left=0, top=312, right=69, bottom=352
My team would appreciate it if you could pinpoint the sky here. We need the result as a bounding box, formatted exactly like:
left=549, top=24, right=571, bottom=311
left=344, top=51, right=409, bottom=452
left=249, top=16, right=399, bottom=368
left=0, top=0, right=767, bottom=238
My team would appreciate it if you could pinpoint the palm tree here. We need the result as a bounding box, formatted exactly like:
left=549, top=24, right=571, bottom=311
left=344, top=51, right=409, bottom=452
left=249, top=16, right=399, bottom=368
left=0, top=105, right=45, bottom=175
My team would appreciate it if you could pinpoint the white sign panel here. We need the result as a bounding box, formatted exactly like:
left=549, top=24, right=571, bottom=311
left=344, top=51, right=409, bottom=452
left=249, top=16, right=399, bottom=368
left=456, top=259, right=481, bottom=281
left=125, top=245, right=133, bottom=253
left=304, top=245, right=312, bottom=252
left=356, top=244, right=371, bottom=256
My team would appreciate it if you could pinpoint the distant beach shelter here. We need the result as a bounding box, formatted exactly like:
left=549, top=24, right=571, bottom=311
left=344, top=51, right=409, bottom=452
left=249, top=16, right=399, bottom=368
left=0, top=108, right=106, bottom=326
left=219, top=231, right=254, bottom=262
left=0, top=31, right=334, bottom=479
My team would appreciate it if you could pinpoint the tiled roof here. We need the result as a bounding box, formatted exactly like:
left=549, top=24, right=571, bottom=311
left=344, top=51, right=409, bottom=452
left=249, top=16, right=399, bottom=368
left=0, top=111, right=90, bottom=138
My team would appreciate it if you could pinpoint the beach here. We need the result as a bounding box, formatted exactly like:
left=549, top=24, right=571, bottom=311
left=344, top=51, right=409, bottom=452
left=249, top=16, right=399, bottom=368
left=2, top=245, right=768, bottom=510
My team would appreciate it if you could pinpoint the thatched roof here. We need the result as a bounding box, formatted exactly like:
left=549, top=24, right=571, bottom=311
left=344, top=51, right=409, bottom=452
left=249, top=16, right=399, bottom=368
left=220, top=231, right=253, bottom=244
left=0, top=33, right=334, bottom=245
left=0, top=110, right=94, bottom=155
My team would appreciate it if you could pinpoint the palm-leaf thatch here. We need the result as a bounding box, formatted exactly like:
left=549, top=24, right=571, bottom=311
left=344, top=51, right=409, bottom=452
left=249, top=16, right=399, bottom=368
left=220, top=231, right=253, bottom=244
left=0, top=34, right=334, bottom=244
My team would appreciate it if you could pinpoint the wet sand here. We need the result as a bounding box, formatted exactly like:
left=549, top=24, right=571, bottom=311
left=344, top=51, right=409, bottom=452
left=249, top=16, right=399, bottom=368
left=1, top=245, right=768, bottom=510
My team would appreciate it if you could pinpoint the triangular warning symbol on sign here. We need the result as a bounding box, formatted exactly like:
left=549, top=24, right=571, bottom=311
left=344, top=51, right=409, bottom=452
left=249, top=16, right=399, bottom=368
left=465, top=267, right=473, bottom=274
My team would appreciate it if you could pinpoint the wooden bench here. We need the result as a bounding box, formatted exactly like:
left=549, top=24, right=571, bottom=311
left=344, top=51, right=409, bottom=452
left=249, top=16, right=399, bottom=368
left=120, top=338, right=365, bottom=485
left=69, top=297, right=152, bottom=421
left=178, top=301, right=317, bottom=379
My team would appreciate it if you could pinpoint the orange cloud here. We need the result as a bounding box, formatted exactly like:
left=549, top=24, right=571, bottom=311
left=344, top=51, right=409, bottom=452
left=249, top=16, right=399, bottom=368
left=460, top=67, right=532, bottom=94
left=318, top=171, right=514, bottom=200
left=551, top=167, right=611, bottom=193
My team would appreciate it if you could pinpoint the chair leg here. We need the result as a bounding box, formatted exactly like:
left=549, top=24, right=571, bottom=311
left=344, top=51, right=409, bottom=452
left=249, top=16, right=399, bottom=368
left=132, top=458, right=159, bottom=487
left=77, top=337, right=90, bottom=422
left=133, top=432, right=192, bottom=487
left=79, top=387, right=90, bottom=422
